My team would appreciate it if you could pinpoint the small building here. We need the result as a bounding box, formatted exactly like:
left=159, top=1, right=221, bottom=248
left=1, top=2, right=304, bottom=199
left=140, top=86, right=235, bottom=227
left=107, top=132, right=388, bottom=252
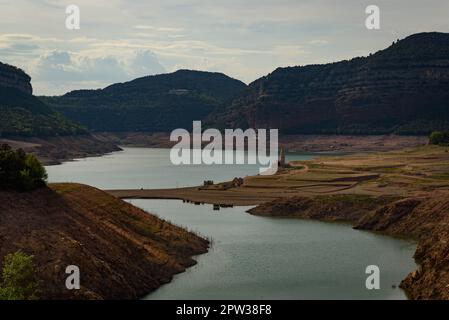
left=169, top=88, right=190, bottom=95
left=203, top=180, right=214, bottom=186
left=231, top=177, right=244, bottom=187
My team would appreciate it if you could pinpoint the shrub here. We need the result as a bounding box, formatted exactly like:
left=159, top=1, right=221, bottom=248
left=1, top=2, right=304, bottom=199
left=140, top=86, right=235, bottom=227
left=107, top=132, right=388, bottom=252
left=0, top=144, right=47, bottom=191
left=429, top=131, right=449, bottom=145
left=0, top=251, right=39, bottom=300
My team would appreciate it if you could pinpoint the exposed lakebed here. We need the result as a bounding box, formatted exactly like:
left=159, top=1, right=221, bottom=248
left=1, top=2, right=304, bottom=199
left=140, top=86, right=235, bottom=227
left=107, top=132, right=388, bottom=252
left=46, top=147, right=417, bottom=299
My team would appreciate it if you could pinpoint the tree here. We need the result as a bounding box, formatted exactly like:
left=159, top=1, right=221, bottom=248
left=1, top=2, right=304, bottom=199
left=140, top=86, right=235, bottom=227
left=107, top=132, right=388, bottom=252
left=0, top=251, right=39, bottom=300
left=0, top=144, right=47, bottom=191
left=429, top=131, right=449, bottom=145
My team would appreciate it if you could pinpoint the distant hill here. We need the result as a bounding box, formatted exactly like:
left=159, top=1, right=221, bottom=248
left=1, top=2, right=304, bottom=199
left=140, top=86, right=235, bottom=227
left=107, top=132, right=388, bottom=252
left=0, top=61, right=86, bottom=137
left=207, top=32, right=449, bottom=135
left=42, top=70, right=246, bottom=132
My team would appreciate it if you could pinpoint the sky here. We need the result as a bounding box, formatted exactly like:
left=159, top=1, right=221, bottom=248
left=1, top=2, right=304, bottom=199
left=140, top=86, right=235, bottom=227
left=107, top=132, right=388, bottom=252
left=1, top=0, right=449, bottom=95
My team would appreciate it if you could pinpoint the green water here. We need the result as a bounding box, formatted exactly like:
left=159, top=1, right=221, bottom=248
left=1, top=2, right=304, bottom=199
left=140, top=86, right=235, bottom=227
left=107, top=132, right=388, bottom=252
left=46, top=147, right=417, bottom=300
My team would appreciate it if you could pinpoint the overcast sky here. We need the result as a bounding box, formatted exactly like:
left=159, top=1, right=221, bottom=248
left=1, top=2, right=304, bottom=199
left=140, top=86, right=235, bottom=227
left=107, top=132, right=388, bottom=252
left=1, top=0, right=449, bottom=95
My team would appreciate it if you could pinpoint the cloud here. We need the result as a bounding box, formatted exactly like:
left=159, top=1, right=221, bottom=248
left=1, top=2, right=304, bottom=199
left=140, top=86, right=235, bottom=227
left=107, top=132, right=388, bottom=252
left=34, top=50, right=124, bottom=82
left=2, top=0, right=449, bottom=94
left=309, top=39, right=329, bottom=46
left=133, top=25, right=184, bottom=32
left=31, top=49, right=166, bottom=94
left=127, top=49, right=166, bottom=76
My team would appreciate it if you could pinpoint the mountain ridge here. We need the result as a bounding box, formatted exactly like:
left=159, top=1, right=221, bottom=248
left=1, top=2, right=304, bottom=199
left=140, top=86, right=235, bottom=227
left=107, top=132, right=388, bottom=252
left=42, top=69, right=246, bottom=132
left=207, top=32, right=449, bottom=135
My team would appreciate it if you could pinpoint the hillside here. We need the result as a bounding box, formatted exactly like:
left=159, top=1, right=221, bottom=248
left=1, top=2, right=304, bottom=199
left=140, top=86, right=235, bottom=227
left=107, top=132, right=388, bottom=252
left=0, top=61, right=86, bottom=137
left=207, top=32, right=449, bottom=135
left=0, top=183, right=208, bottom=299
left=42, top=70, right=246, bottom=132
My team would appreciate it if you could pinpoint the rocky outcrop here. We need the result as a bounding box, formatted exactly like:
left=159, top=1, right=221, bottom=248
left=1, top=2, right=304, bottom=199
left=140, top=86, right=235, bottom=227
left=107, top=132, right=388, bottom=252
left=0, top=61, right=87, bottom=137
left=0, top=61, right=32, bottom=94
left=208, top=32, right=449, bottom=135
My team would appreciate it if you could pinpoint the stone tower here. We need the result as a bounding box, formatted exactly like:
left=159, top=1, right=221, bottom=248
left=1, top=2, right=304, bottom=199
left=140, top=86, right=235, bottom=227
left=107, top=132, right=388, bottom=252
left=279, top=146, right=286, bottom=167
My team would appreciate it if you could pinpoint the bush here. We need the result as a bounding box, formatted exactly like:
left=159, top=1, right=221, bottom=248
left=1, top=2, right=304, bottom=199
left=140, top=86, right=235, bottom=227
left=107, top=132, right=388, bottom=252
left=0, top=251, right=39, bottom=300
left=0, top=144, right=47, bottom=191
left=429, top=131, right=449, bottom=145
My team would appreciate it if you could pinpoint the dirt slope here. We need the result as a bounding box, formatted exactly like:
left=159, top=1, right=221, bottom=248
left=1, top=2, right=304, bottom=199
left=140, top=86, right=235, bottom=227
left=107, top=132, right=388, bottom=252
left=0, top=183, right=208, bottom=299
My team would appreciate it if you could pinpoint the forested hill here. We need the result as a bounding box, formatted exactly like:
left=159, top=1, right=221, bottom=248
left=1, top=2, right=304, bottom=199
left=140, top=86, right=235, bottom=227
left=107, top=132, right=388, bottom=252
left=207, top=32, right=449, bottom=135
left=42, top=70, right=246, bottom=132
left=0, top=61, right=86, bottom=137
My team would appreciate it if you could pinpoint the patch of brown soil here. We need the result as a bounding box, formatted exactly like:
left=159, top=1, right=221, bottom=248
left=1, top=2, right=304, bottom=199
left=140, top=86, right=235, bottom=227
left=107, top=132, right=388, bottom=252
left=95, top=132, right=428, bottom=153
left=0, top=134, right=121, bottom=165
left=0, top=183, right=208, bottom=299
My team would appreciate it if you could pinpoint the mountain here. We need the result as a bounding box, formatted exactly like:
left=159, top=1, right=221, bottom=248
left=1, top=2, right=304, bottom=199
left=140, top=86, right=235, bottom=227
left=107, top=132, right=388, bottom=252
left=0, top=61, right=86, bottom=137
left=42, top=70, right=246, bottom=132
left=207, top=32, right=449, bottom=135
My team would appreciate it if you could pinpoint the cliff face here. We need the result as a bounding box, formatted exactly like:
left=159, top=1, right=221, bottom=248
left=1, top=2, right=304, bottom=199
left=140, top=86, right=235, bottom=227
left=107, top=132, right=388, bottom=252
left=0, top=183, right=209, bottom=299
left=0, top=61, right=32, bottom=95
left=0, top=61, right=86, bottom=137
left=208, top=32, right=449, bottom=135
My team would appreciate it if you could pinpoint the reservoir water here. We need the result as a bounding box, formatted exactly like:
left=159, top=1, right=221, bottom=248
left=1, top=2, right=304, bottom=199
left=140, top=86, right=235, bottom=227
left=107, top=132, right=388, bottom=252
left=46, top=147, right=417, bottom=299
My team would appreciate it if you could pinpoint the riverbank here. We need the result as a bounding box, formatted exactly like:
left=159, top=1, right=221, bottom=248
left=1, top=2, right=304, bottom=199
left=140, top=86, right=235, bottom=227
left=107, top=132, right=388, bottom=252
left=248, top=192, right=449, bottom=299
left=0, top=183, right=208, bottom=299
left=0, top=134, right=121, bottom=165
left=1, top=133, right=427, bottom=166
left=96, top=132, right=428, bottom=153
left=108, top=145, right=449, bottom=299
left=110, top=145, right=449, bottom=203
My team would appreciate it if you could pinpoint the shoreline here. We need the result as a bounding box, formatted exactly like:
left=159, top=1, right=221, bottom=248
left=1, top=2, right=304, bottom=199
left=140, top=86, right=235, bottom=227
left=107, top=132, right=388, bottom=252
left=0, top=134, right=122, bottom=165
left=1, top=132, right=428, bottom=166
left=107, top=145, right=449, bottom=300
left=0, top=183, right=209, bottom=299
left=96, top=132, right=428, bottom=153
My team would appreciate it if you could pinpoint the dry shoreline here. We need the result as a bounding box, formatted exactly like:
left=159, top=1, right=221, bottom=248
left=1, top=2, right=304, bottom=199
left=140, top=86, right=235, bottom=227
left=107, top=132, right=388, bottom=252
left=108, top=145, right=449, bottom=300
left=96, top=132, right=428, bottom=153
left=0, top=134, right=121, bottom=165
left=1, top=132, right=427, bottom=166
left=0, top=183, right=209, bottom=299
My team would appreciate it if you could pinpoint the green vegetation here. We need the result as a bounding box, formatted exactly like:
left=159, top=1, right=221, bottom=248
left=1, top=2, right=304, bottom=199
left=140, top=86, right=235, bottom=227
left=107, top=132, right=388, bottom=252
left=0, top=61, right=86, bottom=137
left=0, top=251, right=39, bottom=300
left=42, top=70, right=246, bottom=132
left=0, top=87, right=86, bottom=137
left=208, top=32, right=449, bottom=135
left=429, top=131, right=449, bottom=145
left=0, top=144, right=47, bottom=191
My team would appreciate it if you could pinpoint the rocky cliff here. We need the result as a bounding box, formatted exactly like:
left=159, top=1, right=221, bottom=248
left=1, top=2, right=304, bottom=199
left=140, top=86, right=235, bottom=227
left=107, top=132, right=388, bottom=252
left=208, top=32, right=449, bottom=135
left=0, top=61, right=86, bottom=137
left=0, top=61, right=32, bottom=95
